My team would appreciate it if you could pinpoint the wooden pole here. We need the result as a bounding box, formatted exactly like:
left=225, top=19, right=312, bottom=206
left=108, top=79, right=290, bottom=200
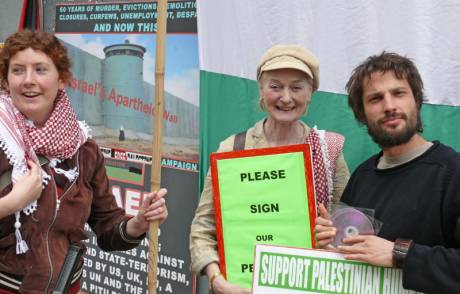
left=148, top=0, right=168, bottom=293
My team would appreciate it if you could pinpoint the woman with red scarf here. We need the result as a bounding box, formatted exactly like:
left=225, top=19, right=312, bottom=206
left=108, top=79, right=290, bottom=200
left=190, top=45, right=350, bottom=294
left=0, top=30, right=168, bottom=293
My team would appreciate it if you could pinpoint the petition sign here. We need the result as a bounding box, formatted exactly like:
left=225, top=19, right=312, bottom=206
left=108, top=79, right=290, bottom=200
left=210, top=144, right=317, bottom=288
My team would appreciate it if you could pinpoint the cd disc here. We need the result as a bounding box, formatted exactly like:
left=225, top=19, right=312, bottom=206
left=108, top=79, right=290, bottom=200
left=330, top=207, right=374, bottom=246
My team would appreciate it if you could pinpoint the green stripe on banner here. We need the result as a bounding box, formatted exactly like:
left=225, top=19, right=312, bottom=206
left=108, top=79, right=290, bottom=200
left=200, top=70, right=460, bottom=191
left=199, top=70, right=264, bottom=189
left=106, top=166, right=142, bottom=183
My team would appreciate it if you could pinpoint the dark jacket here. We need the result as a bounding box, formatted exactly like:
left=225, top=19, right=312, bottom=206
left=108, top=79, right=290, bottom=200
left=0, top=139, right=142, bottom=293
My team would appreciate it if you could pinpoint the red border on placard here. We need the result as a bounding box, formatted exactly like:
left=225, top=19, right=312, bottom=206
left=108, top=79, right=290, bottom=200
left=210, top=143, right=317, bottom=278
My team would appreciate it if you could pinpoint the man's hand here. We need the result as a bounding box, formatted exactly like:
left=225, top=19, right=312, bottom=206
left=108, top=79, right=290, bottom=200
left=314, top=204, right=337, bottom=249
left=338, top=235, right=394, bottom=267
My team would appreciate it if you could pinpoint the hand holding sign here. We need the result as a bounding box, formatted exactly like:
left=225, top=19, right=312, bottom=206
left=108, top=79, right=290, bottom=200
left=205, top=262, right=251, bottom=294
left=338, top=235, right=394, bottom=267
left=126, top=188, right=168, bottom=237
left=212, top=278, right=251, bottom=294
left=314, top=204, right=337, bottom=249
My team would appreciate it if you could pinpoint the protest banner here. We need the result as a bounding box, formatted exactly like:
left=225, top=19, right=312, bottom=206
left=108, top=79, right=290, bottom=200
left=80, top=148, right=198, bottom=293
left=52, top=1, right=199, bottom=293
left=253, top=244, right=421, bottom=294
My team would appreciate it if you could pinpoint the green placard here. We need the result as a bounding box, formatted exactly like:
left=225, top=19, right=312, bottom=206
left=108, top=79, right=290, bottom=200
left=211, top=144, right=316, bottom=288
left=253, top=245, right=421, bottom=294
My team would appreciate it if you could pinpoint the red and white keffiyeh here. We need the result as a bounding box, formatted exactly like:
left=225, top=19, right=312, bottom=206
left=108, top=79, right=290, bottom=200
left=19, top=90, right=88, bottom=159
left=307, top=127, right=344, bottom=209
left=0, top=90, right=90, bottom=254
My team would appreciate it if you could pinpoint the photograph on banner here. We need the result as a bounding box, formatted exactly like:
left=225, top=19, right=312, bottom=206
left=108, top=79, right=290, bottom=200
left=55, top=32, right=199, bottom=161
left=253, top=244, right=422, bottom=294
left=211, top=144, right=317, bottom=288
left=53, top=1, right=198, bottom=293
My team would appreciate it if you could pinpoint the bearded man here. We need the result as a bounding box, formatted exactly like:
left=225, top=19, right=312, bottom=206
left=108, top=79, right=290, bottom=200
left=315, top=52, right=460, bottom=293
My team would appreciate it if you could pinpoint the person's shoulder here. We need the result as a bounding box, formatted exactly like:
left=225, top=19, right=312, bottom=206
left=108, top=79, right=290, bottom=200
left=305, top=123, right=345, bottom=147
left=426, top=142, right=460, bottom=186
left=430, top=141, right=460, bottom=166
left=217, top=129, right=249, bottom=152
left=435, top=141, right=460, bottom=156
left=324, top=131, right=345, bottom=150
left=80, top=138, right=99, bottom=151
left=218, top=134, right=237, bottom=152
left=77, top=139, right=103, bottom=159
left=324, top=130, right=345, bottom=141
left=216, top=121, right=260, bottom=152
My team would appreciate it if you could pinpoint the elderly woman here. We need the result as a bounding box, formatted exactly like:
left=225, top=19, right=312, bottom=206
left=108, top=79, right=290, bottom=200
left=0, top=30, right=168, bottom=293
left=190, top=44, right=350, bottom=293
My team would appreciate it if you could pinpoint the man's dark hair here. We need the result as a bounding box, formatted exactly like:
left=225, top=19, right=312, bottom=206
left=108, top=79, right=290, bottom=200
left=346, top=52, right=425, bottom=125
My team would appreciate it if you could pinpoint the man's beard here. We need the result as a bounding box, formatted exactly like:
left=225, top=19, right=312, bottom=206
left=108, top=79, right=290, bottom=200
left=366, top=111, right=421, bottom=148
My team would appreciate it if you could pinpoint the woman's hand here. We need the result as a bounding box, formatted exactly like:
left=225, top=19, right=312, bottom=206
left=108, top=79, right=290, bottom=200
left=10, top=160, right=43, bottom=210
left=205, top=263, right=251, bottom=294
left=212, top=277, right=251, bottom=294
left=126, top=188, right=168, bottom=238
left=0, top=160, right=43, bottom=218
left=314, top=203, right=337, bottom=249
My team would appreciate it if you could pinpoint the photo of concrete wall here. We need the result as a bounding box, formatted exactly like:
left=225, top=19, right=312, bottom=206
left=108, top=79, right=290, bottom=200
left=57, top=33, right=199, bottom=161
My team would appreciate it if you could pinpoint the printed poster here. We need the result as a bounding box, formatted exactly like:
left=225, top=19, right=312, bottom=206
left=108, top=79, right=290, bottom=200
left=53, top=1, right=198, bottom=293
